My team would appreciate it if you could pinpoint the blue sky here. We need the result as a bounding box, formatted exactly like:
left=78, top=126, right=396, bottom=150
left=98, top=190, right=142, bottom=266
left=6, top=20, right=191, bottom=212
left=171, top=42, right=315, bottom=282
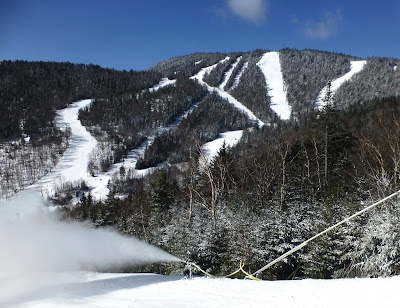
left=1, top=0, right=399, bottom=71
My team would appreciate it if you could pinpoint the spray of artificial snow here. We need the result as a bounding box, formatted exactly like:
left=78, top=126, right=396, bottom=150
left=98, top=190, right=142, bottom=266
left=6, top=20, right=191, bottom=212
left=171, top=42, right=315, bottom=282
left=0, top=191, right=180, bottom=272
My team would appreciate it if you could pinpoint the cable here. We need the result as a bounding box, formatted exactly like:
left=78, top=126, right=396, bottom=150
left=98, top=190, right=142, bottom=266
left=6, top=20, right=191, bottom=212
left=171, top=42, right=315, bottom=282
left=251, top=189, right=400, bottom=277
left=184, top=261, right=262, bottom=281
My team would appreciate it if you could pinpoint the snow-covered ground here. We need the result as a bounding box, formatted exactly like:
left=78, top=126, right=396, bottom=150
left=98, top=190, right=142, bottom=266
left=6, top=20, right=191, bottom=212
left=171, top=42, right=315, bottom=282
left=2, top=172, right=400, bottom=308
left=27, top=99, right=108, bottom=198
left=24, top=99, right=130, bottom=200
left=219, top=56, right=242, bottom=90
left=23, top=95, right=204, bottom=200
left=257, top=51, right=291, bottom=120
left=120, top=100, right=203, bottom=179
left=2, top=271, right=400, bottom=307
left=229, top=61, right=248, bottom=91
left=149, top=77, right=176, bottom=92
left=315, top=60, right=367, bottom=109
left=0, top=191, right=183, bottom=307
left=45, top=62, right=255, bottom=198
left=201, top=130, right=243, bottom=163
left=191, top=58, right=265, bottom=127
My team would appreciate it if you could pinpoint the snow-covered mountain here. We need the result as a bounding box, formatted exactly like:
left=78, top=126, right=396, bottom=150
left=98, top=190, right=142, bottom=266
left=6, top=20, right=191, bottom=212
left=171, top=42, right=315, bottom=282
left=2, top=48, right=400, bottom=290
left=2, top=48, right=399, bottom=198
left=5, top=48, right=397, bottom=201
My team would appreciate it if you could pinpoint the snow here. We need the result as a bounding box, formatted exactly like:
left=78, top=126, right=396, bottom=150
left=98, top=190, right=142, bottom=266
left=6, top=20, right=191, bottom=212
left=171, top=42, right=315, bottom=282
left=219, top=56, right=242, bottom=90
left=192, top=56, right=230, bottom=81
left=27, top=99, right=104, bottom=197
left=126, top=99, right=203, bottom=177
left=257, top=51, right=291, bottom=120
left=195, top=59, right=203, bottom=65
left=394, top=65, right=398, bottom=71
left=2, top=271, right=400, bottom=307
left=0, top=191, right=183, bottom=307
left=22, top=91, right=207, bottom=201
left=316, top=60, right=367, bottom=109
left=149, top=78, right=176, bottom=92
left=23, top=95, right=201, bottom=200
left=201, top=130, right=243, bottom=163
left=95, top=98, right=202, bottom=181
left=191, top=58, right=265, bottom=127
left=23, top=99, right=130, bottom=200
left=24, top=99, right=136, bottom=200
left=214, top=88, right=265, bottom=127
left=229, top=61, right=248, bottom=91
left=168, top=101, right=200, bottom=127
left=3, top=85, right=400, bottom=308
left=96, top=138, right=150, bottom=181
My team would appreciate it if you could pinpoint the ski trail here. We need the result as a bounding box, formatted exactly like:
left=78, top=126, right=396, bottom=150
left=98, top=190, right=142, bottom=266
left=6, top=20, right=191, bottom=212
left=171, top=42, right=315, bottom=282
left=29, top=94, right=205, bottom=199
left=26, top=99, right=126, bottom=200
left=149, top=78, right=176, bottom=92
left=219, top=56, right=242, bottom=90
left=109, top=99, right=203, bottom=180
left=191, top=58, right=265, bottom=127
left=315, top=60, right=367, bottom=109
left=229, top=61, right=248, bottom=91
left=168, top=102, right=200, bottom=127
left=201, top=130, right=243, bottom=163
left=257, top=51, right=291, bottom=120
left=193, top=57, right=230, bottom=81
left=28, top=99, right=99, bottom=197
left=22, top=57, right=263, bottom=200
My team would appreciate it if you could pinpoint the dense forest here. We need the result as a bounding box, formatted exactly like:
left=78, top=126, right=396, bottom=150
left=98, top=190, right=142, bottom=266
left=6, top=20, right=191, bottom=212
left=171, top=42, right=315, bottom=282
left=1, top=48, right=400, bottom=279
left=0, top=60, right=161, bottom=141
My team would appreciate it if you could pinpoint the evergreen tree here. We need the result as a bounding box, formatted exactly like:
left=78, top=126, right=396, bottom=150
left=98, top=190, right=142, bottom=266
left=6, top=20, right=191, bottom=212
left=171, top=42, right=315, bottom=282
left=149, top=170, right=175, bottom=211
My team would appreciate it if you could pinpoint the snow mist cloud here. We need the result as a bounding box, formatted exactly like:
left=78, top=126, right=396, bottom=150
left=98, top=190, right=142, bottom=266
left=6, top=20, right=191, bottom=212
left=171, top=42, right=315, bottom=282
left=0, top=191, right=180, bottom=272
left=227, top=0, right=268, bottom=24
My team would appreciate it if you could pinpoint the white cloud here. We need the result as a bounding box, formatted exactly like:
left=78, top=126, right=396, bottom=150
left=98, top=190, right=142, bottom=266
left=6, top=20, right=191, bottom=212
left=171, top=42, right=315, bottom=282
left=304, top=9, right=343, bottom=40
left=227, top=0, right=268, bottom=24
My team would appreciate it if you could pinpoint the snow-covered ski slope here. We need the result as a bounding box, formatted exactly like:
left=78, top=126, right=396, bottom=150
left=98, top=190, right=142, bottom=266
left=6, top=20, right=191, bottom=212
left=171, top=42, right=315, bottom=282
left=149, top=77, right=176, bottom=92
left=193, top=52, right=292, bottom=122
left=25, top=99, right=138, bottom=200
left=191, top=57, right=265, bottom=127
left=316, top=60, right=367, bottom=109
left=20, top=54, right=368, bottom=201
left=25, top=99, right=150, bottom=199
left=26, top=95, right=206, bottom=200
left=27, top=99, right=104, bottom=197
left=2, top=271, right=400, bottom=308
left=219, top=56, right=242, bottom=90
left=229, top=61, right=248, bottom=91
left=257, top=51, right=291, bottom=120
left=25, top=99, right=147, bottom=200
left=201, top=130, right=243, bottom=163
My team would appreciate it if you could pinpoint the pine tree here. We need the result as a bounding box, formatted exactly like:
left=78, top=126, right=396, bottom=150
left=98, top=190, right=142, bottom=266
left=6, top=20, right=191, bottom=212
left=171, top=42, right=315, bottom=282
left=149, top=170, right=175, bottom=211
